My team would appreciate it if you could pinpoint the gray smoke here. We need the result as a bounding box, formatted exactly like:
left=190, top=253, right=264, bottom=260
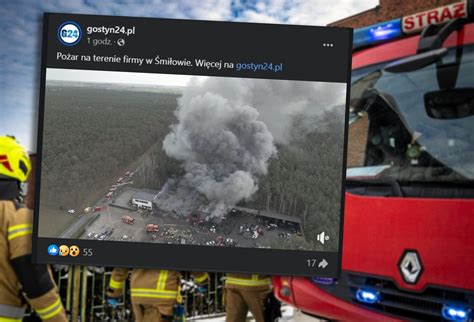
left=154, top=77, right=346, bottom=219
left=251, top=80, right=346, bottom=142
left=154, top=78, right=277, bottom=218
left=182, top=77, right=346, bottom=144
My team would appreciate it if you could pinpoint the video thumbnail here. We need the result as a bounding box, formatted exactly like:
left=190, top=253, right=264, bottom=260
left=40, top=69, right=346, bottom=252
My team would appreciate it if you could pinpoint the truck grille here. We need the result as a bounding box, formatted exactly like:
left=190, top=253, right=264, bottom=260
left=314, top=272, right=474, bottom=321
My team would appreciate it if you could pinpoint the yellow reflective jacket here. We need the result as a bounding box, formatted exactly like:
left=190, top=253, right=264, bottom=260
left=225, top=273, right=271, bottom=291
left=0, top=200, right=66, bottom=321
left=108, top=268, right=209, bottom=306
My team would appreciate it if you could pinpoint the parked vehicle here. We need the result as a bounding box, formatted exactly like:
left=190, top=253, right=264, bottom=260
left=122, top=215, right=135, bottom=225
left=131, top=198, right=153, bottom=210
left=274, top=3, right=474, bottom=321
left=146, top=224, right=159, bottom=232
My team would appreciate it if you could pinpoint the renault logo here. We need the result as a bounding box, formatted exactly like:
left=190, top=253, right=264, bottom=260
left=398, top=250, right=423, bottom=284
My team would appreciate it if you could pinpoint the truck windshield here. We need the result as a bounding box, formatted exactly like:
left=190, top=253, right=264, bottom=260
left=348, top=45, right=474, bottom=184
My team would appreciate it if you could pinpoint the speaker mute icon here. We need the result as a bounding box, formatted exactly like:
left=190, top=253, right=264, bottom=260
left=317, top=231, right=329, bottom=245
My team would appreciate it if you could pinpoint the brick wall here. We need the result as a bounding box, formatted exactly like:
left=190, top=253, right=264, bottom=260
left=329, top=0, right=460, bottom=28
left=347, top=114, right=370, bottom=167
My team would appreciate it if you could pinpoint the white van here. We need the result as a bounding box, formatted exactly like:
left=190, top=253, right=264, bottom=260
left=132, top=198, right=152, bottom=210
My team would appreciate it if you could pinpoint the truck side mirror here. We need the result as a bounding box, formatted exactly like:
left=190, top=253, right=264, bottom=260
left=424, top=88, right=474, bottom=119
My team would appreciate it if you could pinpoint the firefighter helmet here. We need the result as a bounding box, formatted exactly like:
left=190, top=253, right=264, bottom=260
left=0, top=136, right=31, bottom=182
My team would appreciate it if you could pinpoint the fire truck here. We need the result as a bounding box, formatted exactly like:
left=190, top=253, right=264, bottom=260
left=274, top=1, right=474, bottom=321
left=146, top=223, right=159, bottom=232
left=121, top=215, right=135, bottom=225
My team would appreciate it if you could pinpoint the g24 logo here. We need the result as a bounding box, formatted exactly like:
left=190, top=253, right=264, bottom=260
left=57, top=21, right=82, bottom=46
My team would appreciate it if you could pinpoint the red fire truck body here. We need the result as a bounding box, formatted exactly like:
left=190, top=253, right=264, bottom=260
left=274, top=2, right=474, bottom=321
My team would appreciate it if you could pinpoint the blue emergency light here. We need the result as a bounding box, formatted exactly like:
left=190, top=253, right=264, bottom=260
left=355, top=288, right=380, bottom=304
left=442, top=304, right=470, bottom=322
left=311, top=277, right=335, bottom=285
left=353, top=19, right=402, bottom=49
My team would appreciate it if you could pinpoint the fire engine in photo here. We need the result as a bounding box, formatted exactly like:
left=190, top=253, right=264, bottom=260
left=146, top=223, right=159, bottom=233
left=122, top=215, right=135, bottom=225
left=274, top=1, right=474, bottom=321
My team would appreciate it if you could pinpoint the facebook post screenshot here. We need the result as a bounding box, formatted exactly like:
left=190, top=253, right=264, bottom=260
left=33, top=13, right=352, bottom=276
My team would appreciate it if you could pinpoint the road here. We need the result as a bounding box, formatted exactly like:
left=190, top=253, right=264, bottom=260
left=59, top=203, right=109, bottom=238
left=190, top=306, right=325, bottom=322
left=58, top=172, right=136, bottom=238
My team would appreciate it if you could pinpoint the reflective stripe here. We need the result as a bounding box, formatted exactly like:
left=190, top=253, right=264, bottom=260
left=36, top=298, right=62, bottom=320
left=7, top=224, right=32, bottom=241
left=131, top=288, right=178, bottom=299
left=195, top=273, right=209, bottom=283
left=7, top=224, right=32, bottom=232
left=109, top=278, right=125, bottom=289
left=157, top=270, right=169, bottom=290
left=226, top=277, right=271, bottom=287
left=132, top=270, right=180, bottom=300
left=0, top=304, right=25, bottom=319
left=0, top=318, right=21, bottom=322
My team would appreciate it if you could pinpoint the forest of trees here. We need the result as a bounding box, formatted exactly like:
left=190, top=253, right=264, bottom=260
left=41, top=83, right=181, bottom=211
left=243, top=109, right=345, bottom=251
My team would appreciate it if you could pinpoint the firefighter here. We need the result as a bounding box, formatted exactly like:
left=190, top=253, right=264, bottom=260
left=0, top=136, right=67, bottom=321
left=107, top=268, right=209, bottom=322
left=224, top=273, right=275, bottom=322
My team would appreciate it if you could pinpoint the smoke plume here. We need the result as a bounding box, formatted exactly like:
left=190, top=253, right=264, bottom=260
left=154, top=78, right=277, bottom=218
left=182, top=77, right=346, bottom=144
left=154, top=77, right=346, bottom=219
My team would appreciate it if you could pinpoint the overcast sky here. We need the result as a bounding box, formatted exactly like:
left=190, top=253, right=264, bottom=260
left=47, top=69, right=195, bottom=87
left=0, top=0, right=378, bottom=152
